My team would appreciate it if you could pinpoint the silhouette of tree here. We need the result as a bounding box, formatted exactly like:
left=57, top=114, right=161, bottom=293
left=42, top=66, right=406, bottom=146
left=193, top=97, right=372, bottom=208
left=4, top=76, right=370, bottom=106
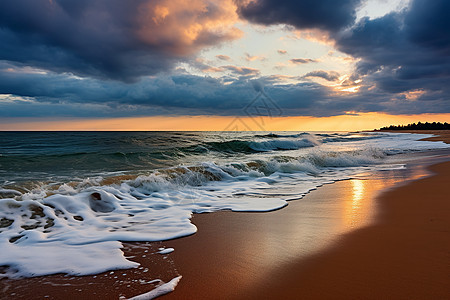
left=378, top=122, right=450, bottom=130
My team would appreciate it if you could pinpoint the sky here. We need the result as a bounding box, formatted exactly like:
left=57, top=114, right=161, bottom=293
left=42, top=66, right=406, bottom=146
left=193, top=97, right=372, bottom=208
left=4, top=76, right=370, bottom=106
left=0, top=0, right=449, bottom=131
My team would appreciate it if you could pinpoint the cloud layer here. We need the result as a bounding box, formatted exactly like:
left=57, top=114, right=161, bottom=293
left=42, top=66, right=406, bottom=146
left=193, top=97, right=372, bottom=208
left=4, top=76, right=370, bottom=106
left=0, top=0, right=240, bottom=81
left=2, top=62, right=447, bottom=118
left=335, top=0, right=450, bottom=97
left=236, top=0, right=450, bottom=114
left=0, top=0, right=449, bottom=120
left=236, top=0, right=362, bottom=32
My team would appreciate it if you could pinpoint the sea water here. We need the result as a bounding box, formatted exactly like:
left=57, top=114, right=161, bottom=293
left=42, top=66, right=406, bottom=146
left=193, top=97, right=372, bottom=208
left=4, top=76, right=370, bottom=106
left=0, top=131, right=448, bottom=278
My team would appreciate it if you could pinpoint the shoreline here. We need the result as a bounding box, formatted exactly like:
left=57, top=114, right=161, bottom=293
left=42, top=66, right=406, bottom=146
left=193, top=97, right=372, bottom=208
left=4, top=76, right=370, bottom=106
left=375, top=129, right=450, bottom=144
left=1, top=131, right=449, bottom=299
left=164, top=131, right=450, bottom=299
left=163, top=154, right=450, bottom=299
left=240, top=159, right=450, bottom=299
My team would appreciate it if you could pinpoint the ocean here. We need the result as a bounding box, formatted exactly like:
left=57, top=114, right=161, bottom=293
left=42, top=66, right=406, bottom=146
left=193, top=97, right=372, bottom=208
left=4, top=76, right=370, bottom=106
left=0, top=131, right=448, bottom=279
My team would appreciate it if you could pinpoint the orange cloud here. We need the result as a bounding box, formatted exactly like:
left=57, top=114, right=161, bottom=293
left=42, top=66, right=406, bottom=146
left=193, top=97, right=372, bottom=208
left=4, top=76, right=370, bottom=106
left=244, top=53, right=266, bottom=61
left=291, top=29, right=335, bottom=46
left=137, top=0, right=242, bottom=55
left=398, top=89, right=427, bottom=101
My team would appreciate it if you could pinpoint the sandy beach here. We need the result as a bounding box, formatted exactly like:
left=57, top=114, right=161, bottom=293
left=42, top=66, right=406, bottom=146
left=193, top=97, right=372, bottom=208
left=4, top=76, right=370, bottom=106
left=240, top=161, right=450, bottom=299
left=1, top=132, right=449, bottom=299
left=165, top=132, right=450, bottom=299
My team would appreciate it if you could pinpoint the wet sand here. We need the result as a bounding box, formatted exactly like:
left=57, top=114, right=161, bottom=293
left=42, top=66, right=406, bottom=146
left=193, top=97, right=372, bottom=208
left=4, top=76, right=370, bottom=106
left=165, top=130, right=450, bottom=299
left=240, top=160, right=450, bottom=299
left=239, top=131, right=450, bottom=299
left=1, top=131, right=449, bottom=299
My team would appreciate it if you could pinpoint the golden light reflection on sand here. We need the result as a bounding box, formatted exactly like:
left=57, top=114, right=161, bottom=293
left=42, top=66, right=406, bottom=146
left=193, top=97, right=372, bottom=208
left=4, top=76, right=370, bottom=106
left=343, top=175, right=410, bottom=229
left=220, top=176, right=401, bottom=287
left=348, top=179, right=365, bottom=227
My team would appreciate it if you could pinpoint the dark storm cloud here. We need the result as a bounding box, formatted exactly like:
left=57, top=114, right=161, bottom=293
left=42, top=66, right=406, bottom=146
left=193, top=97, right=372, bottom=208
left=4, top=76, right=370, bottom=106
left=405, top=0, right=450, bottom=54
left=1, top=0, right=449, bottom=119
left=3, top=63, right=447, bottom=118
left=334, top=0, right=450, bottom=99
left=0, top=65, right=245, bottom=114
left=0, top=64, right=332, bottom=117
left=235, top=0, right=362, bottom=32
left=0, top=0, right=240, bottom=82
left=237, top=0, right=450, bottom=113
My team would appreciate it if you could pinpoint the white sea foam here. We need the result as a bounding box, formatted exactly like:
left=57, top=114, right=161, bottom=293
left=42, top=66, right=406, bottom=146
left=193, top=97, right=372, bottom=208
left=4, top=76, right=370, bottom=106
left=158, top=248, right=174, bottom=255
left=0, top=132, right=448, bottom=279
left=0, top=188, right=22, bottom=198
left=126, top=276, right=182, bottom=300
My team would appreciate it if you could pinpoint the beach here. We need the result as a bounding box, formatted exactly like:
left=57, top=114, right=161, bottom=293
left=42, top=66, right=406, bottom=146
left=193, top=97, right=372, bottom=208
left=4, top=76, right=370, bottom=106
left=241, top=161, right=450, bottom=299
left=165, top=133, right=450, bottom=299
left=2, top=0, right=449, bottom=298
left=0, top=131, right=449, bottom=299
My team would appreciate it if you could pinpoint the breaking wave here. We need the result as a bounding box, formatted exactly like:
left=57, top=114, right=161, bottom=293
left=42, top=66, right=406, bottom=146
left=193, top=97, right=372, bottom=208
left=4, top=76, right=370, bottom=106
left=0, top=131, right=448, bottom=279
left=186, top=135, right=318, bottom=154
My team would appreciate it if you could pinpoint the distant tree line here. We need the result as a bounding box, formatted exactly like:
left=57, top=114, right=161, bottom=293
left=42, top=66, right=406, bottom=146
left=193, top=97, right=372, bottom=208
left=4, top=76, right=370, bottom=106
left=378, top=122, right=450, bottom=130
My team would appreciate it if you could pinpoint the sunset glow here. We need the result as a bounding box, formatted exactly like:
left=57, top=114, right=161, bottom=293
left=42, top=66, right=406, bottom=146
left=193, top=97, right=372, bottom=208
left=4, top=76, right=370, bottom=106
left=1, top=113, right=448, bottom=131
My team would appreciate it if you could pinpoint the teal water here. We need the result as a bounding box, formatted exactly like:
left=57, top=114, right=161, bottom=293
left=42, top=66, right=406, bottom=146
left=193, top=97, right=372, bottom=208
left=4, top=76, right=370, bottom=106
left=0, top=131, right=375, bottom=184
left=0, top=130, right=448, bottom=278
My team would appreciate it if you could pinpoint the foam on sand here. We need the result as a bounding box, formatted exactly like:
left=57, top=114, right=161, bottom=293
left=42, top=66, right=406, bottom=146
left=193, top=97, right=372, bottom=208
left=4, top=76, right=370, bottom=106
left=125, top=276, right=182, bottom=300
left=158, top=248, right=174, bottom=255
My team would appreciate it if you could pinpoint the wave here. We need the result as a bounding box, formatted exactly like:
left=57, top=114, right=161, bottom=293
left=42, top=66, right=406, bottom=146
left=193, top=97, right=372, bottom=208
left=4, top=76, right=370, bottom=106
left=1, top=131, right=448, bottom=279
left=98, top=148, right=384, bottom=193
left=322, top=136, right=381, bottom=143
left=255, top=132, right=310, bottom=138
left=249, top=138, right=318, bottom=151
left=185, top=136, right=319, bottom=154
left=1, top=147, right=387, bottom=202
